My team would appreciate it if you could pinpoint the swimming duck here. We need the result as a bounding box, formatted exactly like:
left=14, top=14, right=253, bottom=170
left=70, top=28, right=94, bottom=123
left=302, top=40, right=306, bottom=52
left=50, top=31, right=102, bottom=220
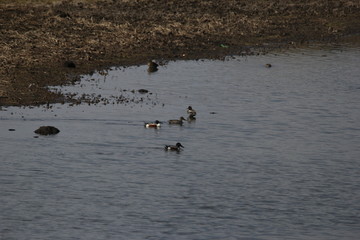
left=168, top=117, right=186, bottom=125
left=147, top=60, right=158, bottom=73
left=165, top=142, right=184, bottom=151
left=144, top=120, right=161, bottom=128
left=187, top=106, right=197, bottom=116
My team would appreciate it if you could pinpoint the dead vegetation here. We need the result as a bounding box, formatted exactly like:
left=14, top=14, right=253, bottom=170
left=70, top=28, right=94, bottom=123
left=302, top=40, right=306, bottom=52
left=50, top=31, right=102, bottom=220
left=0, top=0, right=359, bottom=106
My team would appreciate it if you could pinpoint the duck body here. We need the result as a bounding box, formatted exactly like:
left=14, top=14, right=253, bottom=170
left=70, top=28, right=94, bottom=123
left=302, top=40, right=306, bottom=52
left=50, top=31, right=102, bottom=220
left=144, top=120, right=161, bottom=128
left=187, top=115, right=196, bottom=121
left=168, top=117, right=186, bottom=125
left=165, top=142, right=184, bottom=151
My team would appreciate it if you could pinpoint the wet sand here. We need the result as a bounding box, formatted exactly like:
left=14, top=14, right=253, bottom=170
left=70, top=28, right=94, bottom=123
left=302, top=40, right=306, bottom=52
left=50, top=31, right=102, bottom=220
left=1, top=0, right=359, bottom=106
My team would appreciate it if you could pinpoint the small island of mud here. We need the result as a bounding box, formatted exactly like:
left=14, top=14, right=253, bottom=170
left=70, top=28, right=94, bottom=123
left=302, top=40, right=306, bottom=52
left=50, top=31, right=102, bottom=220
left=0, top=0, right=359, bottom=106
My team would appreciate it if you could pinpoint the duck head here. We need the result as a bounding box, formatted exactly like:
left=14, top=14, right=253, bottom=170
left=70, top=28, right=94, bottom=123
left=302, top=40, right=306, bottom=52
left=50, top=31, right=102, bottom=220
left=176, top=142, right=184, bottom=148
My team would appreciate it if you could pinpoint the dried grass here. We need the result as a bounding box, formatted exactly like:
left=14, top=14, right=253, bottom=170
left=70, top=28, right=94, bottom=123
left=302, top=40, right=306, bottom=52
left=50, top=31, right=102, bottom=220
left=0, top=0, right=359, bottom=105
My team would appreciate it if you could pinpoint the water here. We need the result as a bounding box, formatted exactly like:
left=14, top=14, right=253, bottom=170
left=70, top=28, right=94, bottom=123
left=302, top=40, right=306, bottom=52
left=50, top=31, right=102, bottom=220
left=1, top=46, right=360, bottom=240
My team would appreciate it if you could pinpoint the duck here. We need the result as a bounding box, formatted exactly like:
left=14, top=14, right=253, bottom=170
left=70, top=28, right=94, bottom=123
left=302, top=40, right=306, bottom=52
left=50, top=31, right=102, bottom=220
left=168, top=117, right=186, bottom=125
left=147, top=60, right=158, bottom=73
left=144, top=120, right=161, bottom=128
left=187, top=106, right=197, bottom=116
left=165, top=142, right=184, bottom=151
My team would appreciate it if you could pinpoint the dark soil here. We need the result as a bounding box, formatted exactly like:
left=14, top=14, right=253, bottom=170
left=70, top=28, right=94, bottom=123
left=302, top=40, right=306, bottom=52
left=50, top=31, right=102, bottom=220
left=1, top=0, right=359, bottom=106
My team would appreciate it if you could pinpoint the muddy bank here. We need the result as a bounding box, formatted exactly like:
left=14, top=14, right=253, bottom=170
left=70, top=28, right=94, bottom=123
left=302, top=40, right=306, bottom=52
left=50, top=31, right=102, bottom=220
left=1, top=0, right=359, bottom=106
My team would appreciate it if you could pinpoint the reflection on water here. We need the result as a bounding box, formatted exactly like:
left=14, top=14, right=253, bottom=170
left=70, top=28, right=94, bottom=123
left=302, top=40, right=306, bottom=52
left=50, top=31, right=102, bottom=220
left=1, top=45, right=360, bottom=240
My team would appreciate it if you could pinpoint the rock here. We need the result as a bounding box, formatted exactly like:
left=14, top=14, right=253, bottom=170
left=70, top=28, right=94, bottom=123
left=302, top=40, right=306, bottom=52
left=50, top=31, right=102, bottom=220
left=64, top=61, right=76, bottom=68
left=265, top=63, right=272, bottom=68
left=55, top=10, right=71, bottom=18
left=34, top=126, right=60, bottom=135
left=138, top=89, right=149, bottom=94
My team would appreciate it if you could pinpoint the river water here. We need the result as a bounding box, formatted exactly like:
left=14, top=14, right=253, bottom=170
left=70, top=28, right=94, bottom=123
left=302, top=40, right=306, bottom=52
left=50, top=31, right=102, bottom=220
left=1, top=45, right=360, bottom=240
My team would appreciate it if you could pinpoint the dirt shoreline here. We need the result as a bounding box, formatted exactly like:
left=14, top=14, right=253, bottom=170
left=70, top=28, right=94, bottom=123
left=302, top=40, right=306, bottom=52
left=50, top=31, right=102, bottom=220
left=1, top=0, right=359, bottom=106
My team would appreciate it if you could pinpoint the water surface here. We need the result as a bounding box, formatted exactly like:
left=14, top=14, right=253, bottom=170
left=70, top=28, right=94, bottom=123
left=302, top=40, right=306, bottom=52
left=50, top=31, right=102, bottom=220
left=1, top=46, right=360, bottom=240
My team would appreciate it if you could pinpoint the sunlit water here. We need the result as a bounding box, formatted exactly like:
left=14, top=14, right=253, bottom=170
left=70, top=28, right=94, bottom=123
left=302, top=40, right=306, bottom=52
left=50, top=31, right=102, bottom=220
left=1, top=45, right=360, bottom=240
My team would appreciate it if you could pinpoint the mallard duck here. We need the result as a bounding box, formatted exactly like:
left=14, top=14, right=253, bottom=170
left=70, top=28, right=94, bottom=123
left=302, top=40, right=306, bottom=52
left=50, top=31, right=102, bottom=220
left=144, top=120, right=161, bottom=128
left=168, top=117, right=186, bottom=125
left=165, top=142, right=184, bottom=151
